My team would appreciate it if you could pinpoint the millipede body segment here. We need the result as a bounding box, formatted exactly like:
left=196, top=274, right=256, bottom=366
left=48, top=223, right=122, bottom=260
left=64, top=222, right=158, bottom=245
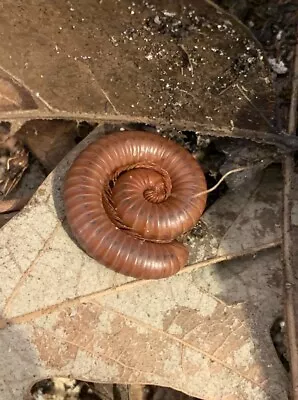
left=63, top=130, right=207, bottom=279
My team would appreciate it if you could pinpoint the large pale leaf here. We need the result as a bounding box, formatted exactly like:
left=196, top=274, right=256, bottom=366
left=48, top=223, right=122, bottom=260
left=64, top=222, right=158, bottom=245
left=0, top=125, right=288, bottom=399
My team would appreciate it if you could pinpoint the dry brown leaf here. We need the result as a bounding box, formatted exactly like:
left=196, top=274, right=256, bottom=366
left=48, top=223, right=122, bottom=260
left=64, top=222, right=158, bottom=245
left=0, top=125, right=288, bottom=400
left=17, top=120, right=79, bottom=173
left=0, top=158, right=46, bottom=228
left=0, top=0, right=276, bottom=138
left=0, top=69, right=38, bottom=112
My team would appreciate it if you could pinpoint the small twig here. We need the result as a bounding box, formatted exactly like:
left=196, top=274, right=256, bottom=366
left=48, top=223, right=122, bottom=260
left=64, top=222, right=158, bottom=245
left=218, top=81, right=235, bottom=96
left=194, top=166, right=250, bottom=197
left=178, top=89, right=196, bottom=100
left=281, top=25, right=298, bottom=400
left=100, top=88, right=120, bottom=115
left=194, top=159, right=274, bottom=198
left=177, top=44, right=194, bottom=76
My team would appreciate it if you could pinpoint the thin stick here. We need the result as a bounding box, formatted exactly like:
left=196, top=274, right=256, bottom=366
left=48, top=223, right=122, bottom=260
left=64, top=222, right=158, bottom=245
left=195, top=159, right=274, bottom=198
left=281, top=25, right=298, bottom=400
left=194, top=166, right=250, bottom=197
left=100, top=88, right=120, bottom=115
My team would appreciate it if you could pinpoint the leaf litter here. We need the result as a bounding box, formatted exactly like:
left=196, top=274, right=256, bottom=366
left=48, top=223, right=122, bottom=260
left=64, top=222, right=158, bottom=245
left=0, top=0, right=296, bottom=399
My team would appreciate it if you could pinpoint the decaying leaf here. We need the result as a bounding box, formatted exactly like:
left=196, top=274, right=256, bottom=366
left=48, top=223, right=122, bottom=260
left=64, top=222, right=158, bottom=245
left=0, top=72, right=37, bottom=112
left=0, top=129, right=29, bottom=196
left=0, top=125, right=289, bottom=400
left=0, top=157, right=46, bottom=228
left=0, top=0, right=276, bottom=138
left=17, top=120, right=80, bottom=173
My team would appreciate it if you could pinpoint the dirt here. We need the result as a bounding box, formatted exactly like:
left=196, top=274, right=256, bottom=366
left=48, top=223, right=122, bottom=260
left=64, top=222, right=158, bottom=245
left=31, top=379, right=199, bottom=400
left=215, top=0, right=297, bottom=129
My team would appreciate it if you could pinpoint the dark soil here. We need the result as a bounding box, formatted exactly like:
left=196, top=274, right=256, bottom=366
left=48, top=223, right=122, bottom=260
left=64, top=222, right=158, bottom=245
left=216, top=0, right=297, bottom=130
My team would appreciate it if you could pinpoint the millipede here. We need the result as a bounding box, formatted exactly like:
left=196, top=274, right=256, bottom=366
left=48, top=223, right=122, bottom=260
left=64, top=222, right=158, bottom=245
left=63, top=130, right=207, bottom=279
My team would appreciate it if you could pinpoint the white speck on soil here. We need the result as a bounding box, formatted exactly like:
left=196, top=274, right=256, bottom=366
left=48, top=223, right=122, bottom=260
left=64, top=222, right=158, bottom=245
left=268, top=57, right=288, bottom=74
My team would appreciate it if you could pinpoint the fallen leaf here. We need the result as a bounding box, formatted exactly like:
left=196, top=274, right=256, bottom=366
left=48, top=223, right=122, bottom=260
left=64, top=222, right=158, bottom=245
left=18, top=120, right=79, bottom=173
left=0, top=0, right=275, bottom=137
left=0, top=133, right=29, bottom=197
left=0, top=125, right=289, bottom=400
left=0, top=73, right=37, bottom=111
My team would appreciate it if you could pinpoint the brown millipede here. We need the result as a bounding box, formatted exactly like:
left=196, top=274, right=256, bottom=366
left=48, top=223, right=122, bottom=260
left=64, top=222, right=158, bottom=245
left=63, top=131, right=207, bottom=279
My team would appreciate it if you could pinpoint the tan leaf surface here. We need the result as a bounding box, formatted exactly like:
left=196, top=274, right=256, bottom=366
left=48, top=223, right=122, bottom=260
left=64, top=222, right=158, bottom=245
left=0, top=125, right=288, bottom=399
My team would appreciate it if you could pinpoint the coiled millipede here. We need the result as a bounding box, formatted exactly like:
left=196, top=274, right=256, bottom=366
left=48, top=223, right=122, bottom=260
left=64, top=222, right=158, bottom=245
left=63, top=131, right=207, bottom=279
